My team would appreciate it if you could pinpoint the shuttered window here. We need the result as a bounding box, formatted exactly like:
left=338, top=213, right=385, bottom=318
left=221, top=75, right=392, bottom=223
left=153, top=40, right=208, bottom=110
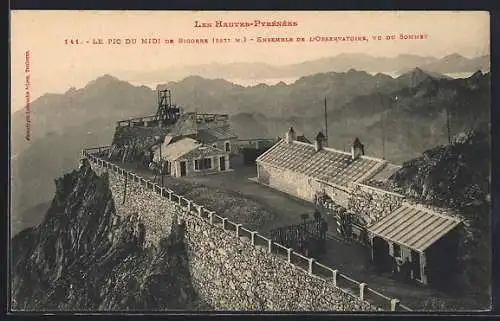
left=195, top=158, right=213, bottom=170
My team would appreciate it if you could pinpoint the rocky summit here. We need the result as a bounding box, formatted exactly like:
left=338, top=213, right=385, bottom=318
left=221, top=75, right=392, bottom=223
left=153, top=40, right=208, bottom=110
left=11, top=162, right=209, bottom=311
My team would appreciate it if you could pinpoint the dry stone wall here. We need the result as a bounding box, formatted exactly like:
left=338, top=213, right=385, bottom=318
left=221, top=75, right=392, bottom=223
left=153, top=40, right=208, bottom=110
left=183, top=215, right=376, bottom=311
left=347, top=183, right=405, bottom=226
left=91, top=163, right=175, bottom=249
left=89, top=159, right=378, bottom=311
left=112, top=125, right=172, bottom=148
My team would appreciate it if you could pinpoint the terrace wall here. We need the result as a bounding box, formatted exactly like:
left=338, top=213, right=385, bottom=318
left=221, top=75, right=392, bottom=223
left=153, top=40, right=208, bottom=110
left=112, top=123, right=172, bottom=148
left=348, top=183, right=405, bottom=226
left=84, top=147, right=409, bottom=312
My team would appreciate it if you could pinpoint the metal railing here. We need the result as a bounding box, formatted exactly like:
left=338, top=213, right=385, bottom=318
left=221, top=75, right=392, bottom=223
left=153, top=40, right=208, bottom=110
left=81, top=147, right=411, bottom=312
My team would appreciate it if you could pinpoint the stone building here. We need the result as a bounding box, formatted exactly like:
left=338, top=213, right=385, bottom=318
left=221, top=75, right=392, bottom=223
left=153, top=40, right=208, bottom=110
left=165, top=112, right=239, bottom=154
left=256, top=126, right=464, bottom=287
left=255, top=127, right=387, bottom=207
left=153, top=137, right=231, bottom=177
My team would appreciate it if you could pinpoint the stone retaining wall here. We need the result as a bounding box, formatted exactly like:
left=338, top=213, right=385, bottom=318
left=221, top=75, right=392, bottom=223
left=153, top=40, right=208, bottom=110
left=184, top=217, right=375, bottom=311
left=348, top=183, right=405, bottom=226
left=112, top=125, right=172, bottom=148
left=91, top=163, right=175, bottom=249
left=89, top=158, right=379, bottom=311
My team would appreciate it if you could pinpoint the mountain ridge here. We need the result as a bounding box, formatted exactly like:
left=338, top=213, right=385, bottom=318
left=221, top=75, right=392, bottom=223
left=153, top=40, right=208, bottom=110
left=121, top=53, right=489, bottom=83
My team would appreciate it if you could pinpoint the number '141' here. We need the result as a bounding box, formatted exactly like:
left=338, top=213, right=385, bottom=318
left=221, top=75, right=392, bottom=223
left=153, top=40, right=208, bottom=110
left=65, top=39, right=80, bottom=45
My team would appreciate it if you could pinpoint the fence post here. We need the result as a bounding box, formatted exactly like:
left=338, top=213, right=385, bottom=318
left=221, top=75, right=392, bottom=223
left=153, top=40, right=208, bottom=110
left=390, top=299, right=400, bottom=311
left=268, top=239, right=272, bottom=253
left=251, top=231, right=257, bottom=246
left=168, top=191, right=172, bottom=201
left=209, top=212, right=214, bottom=224
left=235, top=224, right=242, bottom=237
left=287, top=248, right=293, bottom=263
left=222, top=218, right=227, bottom=230
left=186, top=200, right=191, bottom=212
left=308, top=258, right=315, bottom=275
left=332, top=270, right=338, bottom=287
left=160, top=188, right=164, bottom=197
left=359, top=283, right=367, bottom=301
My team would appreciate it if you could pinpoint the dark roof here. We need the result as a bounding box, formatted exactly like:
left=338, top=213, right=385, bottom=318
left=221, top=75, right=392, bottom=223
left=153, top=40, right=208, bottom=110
left=196, top=126, right=238, bottom=142
left=296, top=135, right=312, bottom=144
left=166, top=114, right=237, bottom=143
left=168, top=115, right=198, bottom=137
left=256, top=140, right=385, bottom=187
left=368, top=204, right=462, bottom=252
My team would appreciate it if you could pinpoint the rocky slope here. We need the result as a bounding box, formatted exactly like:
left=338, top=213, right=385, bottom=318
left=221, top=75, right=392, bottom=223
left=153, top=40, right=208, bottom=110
left=11, top=161, right=209, bottom=311
left=388, top=130, right=491, bottom=305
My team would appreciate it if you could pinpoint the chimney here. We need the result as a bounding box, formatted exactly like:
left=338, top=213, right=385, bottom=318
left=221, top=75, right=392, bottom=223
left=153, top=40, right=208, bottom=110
left=351, top=138, right=365, bottom=160
left=315, top=131, right=326, bottom=152
left=285, top=127, right=296, bottom=144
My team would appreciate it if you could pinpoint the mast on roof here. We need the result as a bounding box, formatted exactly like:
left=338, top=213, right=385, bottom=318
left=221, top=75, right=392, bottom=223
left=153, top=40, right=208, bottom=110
left=156, top=89, right=181, bottom=125
left=324, top=97, right=328, bottom=145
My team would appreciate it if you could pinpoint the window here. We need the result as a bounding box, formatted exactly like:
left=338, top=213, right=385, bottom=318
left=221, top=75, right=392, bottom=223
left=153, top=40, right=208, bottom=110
left=194, top=158, right=213, bottom=170
left=225, top=141, right=231, bottom=152
left=393, top=243, right=401, bottom=258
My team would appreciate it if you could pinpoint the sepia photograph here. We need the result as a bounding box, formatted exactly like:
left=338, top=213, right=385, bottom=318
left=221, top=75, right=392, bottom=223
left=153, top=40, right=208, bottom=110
left=9, top=10, right=491, bottom=312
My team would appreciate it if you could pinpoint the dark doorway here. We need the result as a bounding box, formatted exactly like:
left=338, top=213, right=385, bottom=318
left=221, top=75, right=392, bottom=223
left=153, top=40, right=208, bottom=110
left=180, top=161, right=186, bottom=176
left=411, top=250, right=421, bottom=281
left=220, top=156, right=226, bottom=171
left=372, top=236, right=392, bottom=273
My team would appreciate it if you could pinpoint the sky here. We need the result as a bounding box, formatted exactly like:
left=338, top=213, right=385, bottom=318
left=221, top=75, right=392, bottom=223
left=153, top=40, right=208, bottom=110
left=10, top=10, right=490, bottom=113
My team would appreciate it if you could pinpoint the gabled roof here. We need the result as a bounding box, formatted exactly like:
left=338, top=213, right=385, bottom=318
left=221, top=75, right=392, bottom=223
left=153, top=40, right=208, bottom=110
left=197, top=125, right=238, bottom=142
left=165, top=114, right=237, bottom=143
left=256, top=140, right=385, bottom=187
left=168, top=115, right=198, bottom=138
left=155, top=138, right=201, bottom=161
left=178, top=145, right=228, bottom=160
left=368, top=204, right=462, bottom=252
left=296, top=135, right=312, bottom=144
left=154, top=137, right=227, bottom=161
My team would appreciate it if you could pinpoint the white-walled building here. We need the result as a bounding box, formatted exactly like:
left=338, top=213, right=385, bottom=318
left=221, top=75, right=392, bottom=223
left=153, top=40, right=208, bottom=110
left=153, top=137, right=230, bottom=177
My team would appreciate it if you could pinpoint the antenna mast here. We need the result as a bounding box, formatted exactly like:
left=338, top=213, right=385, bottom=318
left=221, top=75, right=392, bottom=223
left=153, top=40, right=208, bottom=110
left=446, top=105, right=451, bottom=144
left=324, top=97, right=328, bottom=144
left=382, top=110, right=386, bottom=160
left=156, top=89, right=181, bottom=125
left=194, top=88, right=198, bottom=131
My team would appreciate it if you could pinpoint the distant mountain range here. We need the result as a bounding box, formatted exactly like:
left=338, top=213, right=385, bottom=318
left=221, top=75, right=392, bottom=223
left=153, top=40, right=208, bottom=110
left=10, top=68, right=490, bottom=236
left=123, top=53, right=490, bottom=83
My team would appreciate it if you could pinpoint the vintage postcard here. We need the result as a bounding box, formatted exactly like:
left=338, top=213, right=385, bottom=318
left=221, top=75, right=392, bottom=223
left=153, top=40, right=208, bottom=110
left=10, top=11, right=491, bottom=312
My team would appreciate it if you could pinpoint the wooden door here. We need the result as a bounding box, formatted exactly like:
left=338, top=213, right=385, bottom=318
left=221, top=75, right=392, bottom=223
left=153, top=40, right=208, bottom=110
left=219, top=156, right=226, bottom=171
left=372, top=236, right=392, bottom=273
left=411, top=250, right=421, bottom=281
left=180, top=161, right=187, bottom=176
